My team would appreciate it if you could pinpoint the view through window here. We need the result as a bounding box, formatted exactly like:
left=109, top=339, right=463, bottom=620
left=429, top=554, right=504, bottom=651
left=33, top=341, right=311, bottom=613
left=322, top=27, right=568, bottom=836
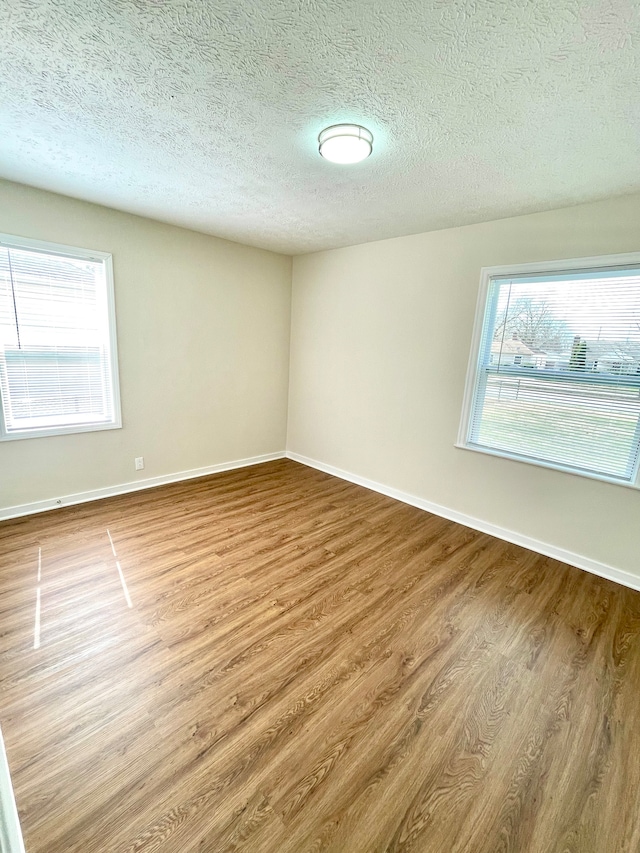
left=461, top=260, right=640, bottom=484
left=0, top=235, right=120, bottom=440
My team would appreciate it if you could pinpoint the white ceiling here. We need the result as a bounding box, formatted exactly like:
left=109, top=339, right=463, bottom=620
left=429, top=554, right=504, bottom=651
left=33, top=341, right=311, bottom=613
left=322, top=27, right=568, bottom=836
left=1, top=0, right=639, bottom=255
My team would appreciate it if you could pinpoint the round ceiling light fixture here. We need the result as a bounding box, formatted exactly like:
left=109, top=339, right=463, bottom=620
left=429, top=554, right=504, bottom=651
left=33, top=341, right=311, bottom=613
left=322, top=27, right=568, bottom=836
left=318, top=124, right=373, bottom=164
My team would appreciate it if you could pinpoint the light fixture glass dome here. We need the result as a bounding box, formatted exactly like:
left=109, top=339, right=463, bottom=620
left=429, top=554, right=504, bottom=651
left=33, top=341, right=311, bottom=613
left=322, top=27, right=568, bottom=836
left=318, top=124, right=373, bottom=164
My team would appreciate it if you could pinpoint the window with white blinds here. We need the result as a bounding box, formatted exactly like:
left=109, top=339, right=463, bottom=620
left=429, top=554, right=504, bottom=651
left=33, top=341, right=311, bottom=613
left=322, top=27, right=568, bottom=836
left=458, top=255, right=640, bottom=486
left=0, top=234, right=121, bottom=440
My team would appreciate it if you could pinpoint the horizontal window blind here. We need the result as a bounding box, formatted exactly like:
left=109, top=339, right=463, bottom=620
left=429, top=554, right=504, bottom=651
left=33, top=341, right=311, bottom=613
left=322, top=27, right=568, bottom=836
left=466, top=265, right=640, bottom=483
left=0, top=240, right=119, bottom=438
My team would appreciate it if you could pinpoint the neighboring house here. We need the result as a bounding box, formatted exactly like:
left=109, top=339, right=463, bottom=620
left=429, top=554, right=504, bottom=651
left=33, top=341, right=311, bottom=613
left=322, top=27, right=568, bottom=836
left=490, top=335, right=546, bottom=368
left=491, top=334, right=640, bottom=375
left=540, top=350, right=570, bottom=371
left=583, top=339, right=640, bottom=375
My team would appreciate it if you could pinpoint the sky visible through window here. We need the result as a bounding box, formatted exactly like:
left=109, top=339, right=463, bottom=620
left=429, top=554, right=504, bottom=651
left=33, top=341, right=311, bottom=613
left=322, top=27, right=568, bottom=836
left=0, top=249, right=105, bottom=350
left=493, top=270, right=640, bottom=350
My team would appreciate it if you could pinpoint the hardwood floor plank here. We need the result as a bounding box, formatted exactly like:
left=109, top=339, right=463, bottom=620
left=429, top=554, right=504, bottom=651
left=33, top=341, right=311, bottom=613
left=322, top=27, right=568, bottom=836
left=1, top=459, right=639, bottom=852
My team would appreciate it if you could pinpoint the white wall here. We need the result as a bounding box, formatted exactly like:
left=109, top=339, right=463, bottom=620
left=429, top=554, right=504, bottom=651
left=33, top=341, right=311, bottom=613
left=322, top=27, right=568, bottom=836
left=0, top=179, right=292, bottom=512
left=287, top=194, right=640, bottom=581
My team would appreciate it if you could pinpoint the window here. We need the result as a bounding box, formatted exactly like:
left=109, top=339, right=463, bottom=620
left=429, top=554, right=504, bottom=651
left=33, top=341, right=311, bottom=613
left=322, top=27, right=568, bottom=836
left=0, top=234, right=121, bottom=440
left=458, top=254, right=640, bottom=486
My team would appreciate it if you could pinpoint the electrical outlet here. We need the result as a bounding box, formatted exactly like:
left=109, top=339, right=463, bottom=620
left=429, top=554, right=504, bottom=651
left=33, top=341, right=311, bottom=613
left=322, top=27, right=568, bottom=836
left=135, top=456, right=144, bottom=471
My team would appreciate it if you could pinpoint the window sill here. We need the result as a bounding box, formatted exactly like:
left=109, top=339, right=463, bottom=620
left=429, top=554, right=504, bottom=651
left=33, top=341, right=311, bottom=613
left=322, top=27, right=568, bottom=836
left=454, top=441, right=640, bottom=489
left=0, top=420, right=123, bottom=442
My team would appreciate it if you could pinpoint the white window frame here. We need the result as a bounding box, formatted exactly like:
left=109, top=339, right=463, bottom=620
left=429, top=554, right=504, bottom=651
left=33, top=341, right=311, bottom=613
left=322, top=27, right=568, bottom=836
left=457, top=252, right=640, bottom=489
left=0, top=233, right=122, bottom=441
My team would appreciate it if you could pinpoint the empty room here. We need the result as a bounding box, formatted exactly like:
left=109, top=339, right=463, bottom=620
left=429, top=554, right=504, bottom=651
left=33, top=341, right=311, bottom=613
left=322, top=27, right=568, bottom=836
left=1, top=1, right=640, bottom=851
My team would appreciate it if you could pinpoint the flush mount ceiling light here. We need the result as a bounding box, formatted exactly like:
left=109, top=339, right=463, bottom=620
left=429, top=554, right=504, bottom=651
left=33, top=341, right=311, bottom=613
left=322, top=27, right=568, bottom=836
left=318, top=124, right=373, bottom=164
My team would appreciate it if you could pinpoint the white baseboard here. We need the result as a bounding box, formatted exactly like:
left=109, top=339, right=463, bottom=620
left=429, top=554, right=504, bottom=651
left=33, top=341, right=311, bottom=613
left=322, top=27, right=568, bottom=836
left=5, top=448, right=638, bottom=594
left=286, top=450, right=640, bottom=593
left=0, top=452, right=286, bottom=521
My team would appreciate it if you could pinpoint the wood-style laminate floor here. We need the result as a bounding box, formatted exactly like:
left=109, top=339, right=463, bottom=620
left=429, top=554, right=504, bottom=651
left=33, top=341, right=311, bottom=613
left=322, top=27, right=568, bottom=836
left=1, top=459, right=640, bottom=853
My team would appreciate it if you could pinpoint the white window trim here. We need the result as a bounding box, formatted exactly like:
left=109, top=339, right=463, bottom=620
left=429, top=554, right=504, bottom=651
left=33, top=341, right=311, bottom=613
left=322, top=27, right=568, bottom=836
left=456, top=251, right=640, bottom=489
left=0, top=232, right=122, bottom=441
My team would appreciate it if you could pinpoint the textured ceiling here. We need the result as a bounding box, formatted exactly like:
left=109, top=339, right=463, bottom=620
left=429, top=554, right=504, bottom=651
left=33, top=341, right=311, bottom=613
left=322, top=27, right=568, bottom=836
left=1, top=0, right=639, bottom=255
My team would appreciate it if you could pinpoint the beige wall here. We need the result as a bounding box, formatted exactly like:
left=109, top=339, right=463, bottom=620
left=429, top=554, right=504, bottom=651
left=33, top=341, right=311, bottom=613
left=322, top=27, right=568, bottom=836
left=0, top=180, right=292, bottom=511
left=3, top=178, right=640, bottom=581
left=288, top=194, right=640, bottom=579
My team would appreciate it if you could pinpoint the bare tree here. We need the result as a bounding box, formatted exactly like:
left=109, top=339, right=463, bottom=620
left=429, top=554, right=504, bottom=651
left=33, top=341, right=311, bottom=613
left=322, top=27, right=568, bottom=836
left=493, top=298, right=572, bottom=350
